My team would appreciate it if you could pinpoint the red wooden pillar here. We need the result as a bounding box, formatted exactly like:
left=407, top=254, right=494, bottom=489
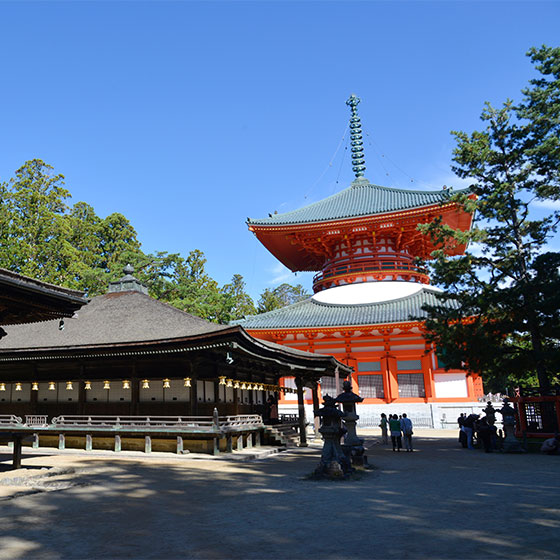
left=385, top=356, right=399, bottom=402
left=421, top=353, right=435, bottom=400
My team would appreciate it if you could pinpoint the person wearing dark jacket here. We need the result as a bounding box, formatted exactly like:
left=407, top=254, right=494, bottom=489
left=462, top=414, right=478, bottom=450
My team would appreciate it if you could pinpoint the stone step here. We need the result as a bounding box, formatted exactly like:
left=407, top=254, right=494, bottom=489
left=263, top=426, right=300, bottom=448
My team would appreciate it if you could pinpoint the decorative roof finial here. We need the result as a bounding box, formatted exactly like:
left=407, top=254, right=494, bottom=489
left=346, top=94, right=366, bottom=179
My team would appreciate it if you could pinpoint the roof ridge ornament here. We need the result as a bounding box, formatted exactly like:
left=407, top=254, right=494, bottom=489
left=346, top=94, right=367, bottom=181
left=107, top=263, right=149, bottom=295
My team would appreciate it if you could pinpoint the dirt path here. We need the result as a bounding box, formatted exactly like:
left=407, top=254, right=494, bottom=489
left=0, top=431, right=558, bottom=559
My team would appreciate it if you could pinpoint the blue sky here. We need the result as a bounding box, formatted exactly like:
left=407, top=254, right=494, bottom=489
left=1, top=1, right=559, bottom=300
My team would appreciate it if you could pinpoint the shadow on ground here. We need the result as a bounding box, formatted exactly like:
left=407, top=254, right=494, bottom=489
left=0, top=436, right=558, bottom=559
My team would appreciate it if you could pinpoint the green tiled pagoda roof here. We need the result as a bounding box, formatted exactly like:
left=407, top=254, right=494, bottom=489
left=248, top=180, right=464, bottom=227
left=234, top=286, right=450, bottom=330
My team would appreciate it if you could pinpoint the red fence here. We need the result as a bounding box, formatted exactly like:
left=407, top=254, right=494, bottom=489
left=510, top=395, right=560, bottom=437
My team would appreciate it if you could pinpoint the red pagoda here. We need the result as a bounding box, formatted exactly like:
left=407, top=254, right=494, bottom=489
left=240, top=95, right=483, bottom=425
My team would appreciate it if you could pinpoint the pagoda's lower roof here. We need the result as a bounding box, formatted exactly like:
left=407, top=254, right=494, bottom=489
left=248, top=179, right=466, bottom=227
left=235, top=285, right=452, bottom=330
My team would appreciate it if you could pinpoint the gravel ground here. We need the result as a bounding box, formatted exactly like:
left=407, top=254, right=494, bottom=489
left=0, top=429, right=558, bottom=560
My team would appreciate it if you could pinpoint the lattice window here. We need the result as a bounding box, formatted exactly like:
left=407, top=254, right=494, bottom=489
left=357, top=361, right=381, bottom=372
left=524, top=401, right=559, bottom=433
left=357, top=375, right=384, bottom=398
left=397, top=359, right=422, bottom=371
left=320, top=376, right=337, bottom=397
left=397, top=373, right=426, bottom=398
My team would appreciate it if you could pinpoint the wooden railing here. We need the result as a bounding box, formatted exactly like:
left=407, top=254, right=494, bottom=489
left=25, top=415, right=48, bottom=427
left=313, top=258, right=429, bottom=291
left=0, top=414, right=265, bottom=434
left=0, top=414, right=23, bottom=426
left=220, top=415, right=263, bottom=430
left=0, top=414, right=264, bottom=437
left=51, top=415, right=217, bottom=430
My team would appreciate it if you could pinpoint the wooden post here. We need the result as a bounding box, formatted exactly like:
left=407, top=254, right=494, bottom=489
left=236, top=434, right=243, bottom=450
left=85, top=434, right=92, bottom=451
left=246, top=432, right=253, bottom=449
left=114, top=435, right=121, bottom=452
left=226, top=434, right=233, bottom=452
left=212, top=437, right=219, bottom=456
left=255, top=430, right=261, bottom=447
left=190, top=370, right=198, bottom=416
left=32, top=433, right=39, bottom=449
left=12, top=435, right=22, bottom=470
left=78, top=363, right=86, bottom=415
left=312, top=380, right=321, bottom=439
left=176, top=436, right=183, bottom=454
left=295, top=376, right=308, bottom=447
left=58, top=433, right=65, bottom=450
left=131, top=374, right=140, bottom=416
left=144, top=436, right=152, bottom=453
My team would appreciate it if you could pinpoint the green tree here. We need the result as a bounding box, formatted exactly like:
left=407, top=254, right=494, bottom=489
left=5, top=159, right=75, bottom=283
left=257, top=283, right=310, bottom=313
left=221, top=274, right=256, bottom=322
left=420, top=46, right=560, bottom=394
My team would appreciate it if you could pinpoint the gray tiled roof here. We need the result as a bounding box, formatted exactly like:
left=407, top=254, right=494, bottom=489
left=0, top=291, right=229, bottom=350
left=248, top=180, right=462, bottom=226
left=235, top=286, right=448, bottom=330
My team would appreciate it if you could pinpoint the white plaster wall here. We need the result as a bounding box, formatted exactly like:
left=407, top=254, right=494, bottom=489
left=434, top=373, right=468, bottom=399
left=312, top=281, right=435, bottom=305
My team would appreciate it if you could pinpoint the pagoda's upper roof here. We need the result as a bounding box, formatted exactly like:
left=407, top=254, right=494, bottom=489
left=248, top=179, right=464, bottom=228
left=234, top=285, right=452, bottom=330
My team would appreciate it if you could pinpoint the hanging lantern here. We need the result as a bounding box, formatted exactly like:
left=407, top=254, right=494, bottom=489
left=66, top=381, right=73, bottom=391
left=84, top=380, right=92, bottom=390
left=240, top=382, right=247, bottom=390
left=233, top=380, right=240, bottom=389
left=122, top=380, right=131, bottom=390
left=32, top=382, right=39, bottom=391
left=0, top=383, right=5, bottom=391
left=48, top=382, right=56, bottom=391
left=15, top=382, right=22, bottom=391
left=163, top=378, right=171, bottom=389
left=142, top=379, right=150, bottom=389
left=183, top=377, right=191, bottom=388
left=226, top=378, right=233, bottom=388
left=219, top=376, right=227, bottom=386
left=103, top=380, right=110, bottom=390
left=258, top=384, right=264, bottom=391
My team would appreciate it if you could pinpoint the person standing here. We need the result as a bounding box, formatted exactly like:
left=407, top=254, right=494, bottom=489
left=457, top=413, right=468, bottom=448
left=379, top=413, right=388, bottom=445
left=400, top=413, right=414, bottom=452
left=389, top=414, right=402, bottom=452
left=267, top=395, right=279, bottom=425
left=462, top=413, right=478, bottom=449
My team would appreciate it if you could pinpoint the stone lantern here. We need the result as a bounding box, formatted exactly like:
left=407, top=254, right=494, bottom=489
left=314, top=395, right=351, bottom=477
left=335, top=380, right=367, bottom=465
left=499, top=399, right=524, bottom=453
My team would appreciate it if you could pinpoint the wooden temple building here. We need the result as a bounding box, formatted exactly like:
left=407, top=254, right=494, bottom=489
left=239, top=95, right=484, bottom=426
left=0, top=266, right=350, bottom=454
